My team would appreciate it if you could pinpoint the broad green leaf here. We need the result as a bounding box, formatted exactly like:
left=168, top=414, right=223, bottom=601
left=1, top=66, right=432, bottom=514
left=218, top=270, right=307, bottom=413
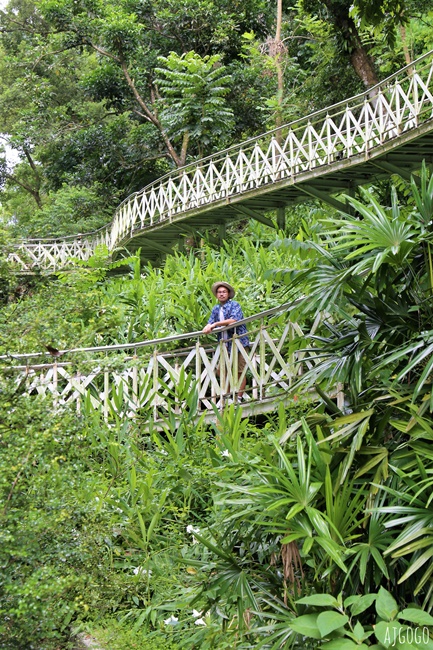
left=374, top=622, right=425, bottom=649
left=296, top=594, right=340, bottom=608
left=370, top=546, right=390, bottom=579
left=411, top=636, right=433, bottom=650
left=352, top=620, right=366, bottom=642
left=354, top=448, right=388, bottom=479
left=349, top=593, right=377, bottom=616
left=321, top=640, right=368, bottom=649
left=285, top=502, right=306, bottom=520
left=344, top=595, right=360, bottom=606
left=317, top=611, right=349, bottom=637
left=374, top=621, right=403, bottom=648
left=302, top=536, right=314, bottom=554
left=315, top=536, right=348, bottom=572
left=137, top=512, right=147, bottom=545
left=376, top=587, right=398, bottom=621
left=398, top=608, right=433, bottom=626
left=281, top=532, right=305, bottom=544
left=289, top=614, right=322, bottom=639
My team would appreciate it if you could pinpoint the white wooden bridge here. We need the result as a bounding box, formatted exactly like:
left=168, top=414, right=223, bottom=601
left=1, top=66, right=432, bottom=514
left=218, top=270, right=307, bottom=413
left=1, top=301, right=342, bottom=422
left=6, top=50, right=433, bottom=270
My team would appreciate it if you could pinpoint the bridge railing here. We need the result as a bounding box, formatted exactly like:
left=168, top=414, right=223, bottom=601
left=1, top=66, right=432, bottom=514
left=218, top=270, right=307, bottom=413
left=105, top=50, right=433, bottom=244
left=7, top=50, right=433, bottom=271
left=6, top=234, right=99, bottom=271
left=1, top=301, right=341, bottom=419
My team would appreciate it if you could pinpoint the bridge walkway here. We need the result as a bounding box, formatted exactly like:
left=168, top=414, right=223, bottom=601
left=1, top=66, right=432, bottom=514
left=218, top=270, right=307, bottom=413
left=0, top=301, right=341, bottom=422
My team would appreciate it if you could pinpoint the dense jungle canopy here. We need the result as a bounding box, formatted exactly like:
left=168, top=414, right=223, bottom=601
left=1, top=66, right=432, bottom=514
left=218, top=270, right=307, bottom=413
left=2, top=2, right=433, bottom=650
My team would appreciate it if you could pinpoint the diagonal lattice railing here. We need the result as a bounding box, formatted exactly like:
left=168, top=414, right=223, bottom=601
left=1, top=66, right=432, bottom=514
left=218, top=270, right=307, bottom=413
left=0, top=301, right=342, bottom=420
left=7, top=50, right=433, bottom=271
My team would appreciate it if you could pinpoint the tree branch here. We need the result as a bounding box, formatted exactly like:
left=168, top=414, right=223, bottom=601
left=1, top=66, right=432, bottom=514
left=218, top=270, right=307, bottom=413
left=120, top=59, right=183, bottom=167
left=132, top=109, right=154, bottom=123
left=180, top=131, right=190, bottom=167
left=87, top=41, right=120, bottom=63
left=4, top=171, right=42, bottom=209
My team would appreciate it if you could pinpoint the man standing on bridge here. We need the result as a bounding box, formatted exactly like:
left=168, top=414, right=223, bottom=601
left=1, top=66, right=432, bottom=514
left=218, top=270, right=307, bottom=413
left=203, top=282, right=250, bottom=400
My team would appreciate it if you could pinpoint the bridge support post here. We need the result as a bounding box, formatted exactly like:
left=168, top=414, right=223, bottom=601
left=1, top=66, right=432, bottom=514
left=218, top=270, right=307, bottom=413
left=277, top=206, right=285, bottom=231
left=177, top=236, right=185, bottom=253
left=218, top=222, right=226, bottom=244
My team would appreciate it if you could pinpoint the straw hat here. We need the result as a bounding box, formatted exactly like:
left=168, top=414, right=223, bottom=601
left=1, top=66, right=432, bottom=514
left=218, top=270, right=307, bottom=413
left=211, top=281, right=235, bottom=299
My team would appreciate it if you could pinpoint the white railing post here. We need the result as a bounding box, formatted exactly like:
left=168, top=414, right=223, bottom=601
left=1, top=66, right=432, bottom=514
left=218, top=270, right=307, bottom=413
left=413, top=73, right=420, bottom=126
left=232, top=333, right=239, bottom=396
left=345, top=103, right=351, bottom=157
left=132, top=350, right=138, bottom=412
left=152, top=348, right=158, bottom=421
left=225, top=154, right=230, bottom=197
left=252, top=351, right=258, bottom=401
left=174, top=359, right=180, bottom=414
left=76, top=370, right=81, bottom=414
left=53, top=361, right=58, bottom=408
left=238, top=149, right=243, bottom=192
left=219, top=338, right=227, bottom=404
left=364, top=96, right=370, bottom=154
left=326, top=115, right=332, bottom=164
left=104, top=369, right=109, bottom=421
left=195, top=339, right=201, bottom=408
left=211, top=346, right=218, bottom=407
left=307, top=122, right=313, bottom=169
left=259, top=320, right=266, bottom=401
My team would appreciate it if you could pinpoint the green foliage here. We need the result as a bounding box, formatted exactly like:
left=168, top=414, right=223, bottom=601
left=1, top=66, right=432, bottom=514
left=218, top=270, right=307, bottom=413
left=2, top=6, right=433, bottom=641
left=0, top=0, right=276, bottom=233
left=0, top=269, right=123, bottom=354
left=0, top=386, right=109, bottom=649
left=263, top=167, right=433, bottom=606
left=240, top=31, right=307, bottom=130
left=83, top=620, right=181, bottom=649
left=30, top=183, right=112, bottom=236
left=84, top=233, right=289, bottom=346
left=2, top=177, right=433, bottom=649
left=286, top=587, right=433, bottom=648
left=155, top=51, right=234, bottom=156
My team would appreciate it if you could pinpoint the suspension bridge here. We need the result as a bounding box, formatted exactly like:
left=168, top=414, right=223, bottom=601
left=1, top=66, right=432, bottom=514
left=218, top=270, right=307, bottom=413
left=3, top=51, right=433, bottom=420
left=0, top=300, right=342, bottom=423
left=5, top=50, right=433, bottom=271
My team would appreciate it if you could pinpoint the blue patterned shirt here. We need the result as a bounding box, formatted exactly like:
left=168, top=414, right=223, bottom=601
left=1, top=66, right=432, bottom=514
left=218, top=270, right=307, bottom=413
left=208, top=300, right=250, bottom=350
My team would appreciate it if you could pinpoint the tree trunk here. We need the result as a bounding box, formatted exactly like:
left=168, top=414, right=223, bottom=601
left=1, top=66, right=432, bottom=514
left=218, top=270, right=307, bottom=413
left=322, top=2, right=380, bottom=89
left=120, top=61, right=184, bottom=167
left=350, top=43, right=379, bottom=89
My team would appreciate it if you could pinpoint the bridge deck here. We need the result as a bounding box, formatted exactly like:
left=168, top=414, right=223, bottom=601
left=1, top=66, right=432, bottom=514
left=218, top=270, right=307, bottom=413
left=125, top=123, right=433, bottom=263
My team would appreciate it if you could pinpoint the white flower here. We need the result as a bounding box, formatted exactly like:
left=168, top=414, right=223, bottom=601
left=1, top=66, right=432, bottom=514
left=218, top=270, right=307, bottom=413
left=194, top=618, right=206, bottom=626
left=221, top=449, right=230, bottom=457
left=186, top=524, right=200, bottom=534
left=133, top=566, right=152, bottom=576
left=164, top=615, right=179, bottom=626
left=186, top=524, right=200, bottom=544
left=192, top=609, right=203, bottom=618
